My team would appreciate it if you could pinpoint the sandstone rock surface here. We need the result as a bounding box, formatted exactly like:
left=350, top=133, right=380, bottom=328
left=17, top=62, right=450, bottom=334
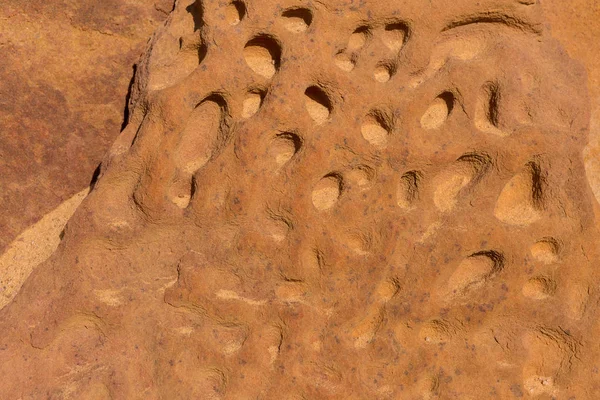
left=2, top=0, right=600, bottom=398
left=0, top=0, right=172, bottom=251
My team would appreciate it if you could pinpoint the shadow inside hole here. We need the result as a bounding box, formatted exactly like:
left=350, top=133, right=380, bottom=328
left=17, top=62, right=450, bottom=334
left=276, top=132, right=303, bottom=153
left=304, top=86, right=332, bottom=112
left=385, top=22, right=410, bottom=39
left=179, top=35, right=208, bottom=64
left=230, top=0, right=246, bottom=21
left=438, top=91, right=455, bottom=115
left=186, top=0, right=205, bottom=31
left=244, top=36, right=282, bottom=69
left=282, top=8, right=313, bottom=26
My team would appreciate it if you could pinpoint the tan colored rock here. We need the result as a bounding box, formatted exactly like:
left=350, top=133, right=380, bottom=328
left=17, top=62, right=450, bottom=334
left=2, top=0, right=600, bottom=398
left=0, top=0, right=172, bottom=251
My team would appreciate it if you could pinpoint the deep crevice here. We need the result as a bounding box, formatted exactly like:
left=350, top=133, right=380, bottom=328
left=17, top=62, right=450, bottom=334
left=186, top=0, right=205, bottom=31
left=120, top=64, right=137, bottom=132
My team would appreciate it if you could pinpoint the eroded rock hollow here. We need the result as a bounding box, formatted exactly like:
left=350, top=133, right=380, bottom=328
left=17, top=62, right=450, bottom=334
left=2, top=0, right=600, bottom=398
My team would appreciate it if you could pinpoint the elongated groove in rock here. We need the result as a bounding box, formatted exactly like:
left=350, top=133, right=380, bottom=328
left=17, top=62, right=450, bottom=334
left=397, top=171, right=420, bottom=209
left=177, top=96, right=226, bottom=174
left=269, top=132, right=302, bottom=166
left=528, top=161, right=545, bottom=208
left=432, top=170, right=472, bottom=212
left=282, top=8, right=313, bottom=32
left=419, top=319, right=459, bottom=344
left=381, top=22, right=409, bottom=51
left=263, top=214, right=291, bottom=242
left=420, top=92, right=454, bottom=129
left=170, top=95, right=227, bottom=208
left=225, top=1, right=246, bottom=25
left=475, top=82, right=507, bottom=136
left=361, top=111, right=391, bottom=147
left=345, top=230, right=372, bottom=255
left=243, top=36, right=282, bottom=78
left=312, top=173, right=343, bottom=210
left=442, top=11, right=543, bottom=35
left=304, top=86, right=332, bottom=124
left=148, top=35, right=206, bottom=91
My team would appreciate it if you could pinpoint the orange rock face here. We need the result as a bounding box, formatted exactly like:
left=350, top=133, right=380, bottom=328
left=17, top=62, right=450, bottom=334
left=0, top=0, right=171, bottom=251
left=2, top=0, right=600, bottom=398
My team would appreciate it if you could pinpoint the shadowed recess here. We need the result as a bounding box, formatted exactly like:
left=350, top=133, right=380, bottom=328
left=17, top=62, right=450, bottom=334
left=304, top=86, right=332, bottom=124
left=243, top=36, right=282, bottom=78
left=282, top=8, right=313, bottom=32
left=225, top=1, right=246, bottom=25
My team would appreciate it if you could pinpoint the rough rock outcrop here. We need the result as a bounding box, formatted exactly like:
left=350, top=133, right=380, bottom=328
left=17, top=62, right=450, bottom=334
left=0, top=0, right=172, bottom=251
left=1, top=0, right=600, bottom=398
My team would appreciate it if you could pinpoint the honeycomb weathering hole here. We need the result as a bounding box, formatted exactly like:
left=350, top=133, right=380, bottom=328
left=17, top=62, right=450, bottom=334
left=446, top=250, right=505, bottom=296
left=334, top=52, right=355, bottom=71
left=374, top=63, right=393, bottom=83
left=382, top=22, right=408, bottom=51
left=312, top=173, right=343, bottom=210
left=243, top=36, right=282, bottom=79
left=304, top=86, right=332, bottom=124
left=361, top=111, right=391, bottom=147
left=530, top=238, right=560, bottom=264
left=282, top=8, right=313, bottom=33
left=269, top=132, right=302, bottom=166
left=494, top=161, right=545, bottom=226
left=225, top=1, right=246, bottom=25
left=420, top=91, right=454, bottom=130
left=348, top=26, right=370, bottom=50
left=242, top=90, right=265, bottom=118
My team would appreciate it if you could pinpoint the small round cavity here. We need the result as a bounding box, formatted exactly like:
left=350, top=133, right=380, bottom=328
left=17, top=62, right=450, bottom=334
left=334, top=52, right=355, bottom=72
left=348, top=26, right=370, bottom=50
left=243, top=36, right=282, bottom=79
left=304, top=86, right=332, bottom=124
left=530, top=238, right=560, bottom=264
left=242, top=90, right=265, bottom=118
left=225, top=1, right=246, bottom=25
left=269, top=132, right=302, bottom=166
left=312, top=174, right=343, bottom=210
left=381, top=22, right=408, bottom=51
left=282, top=8, right=313, bottom=32
left=420, top=91, right=454, bottom=130
left=361, top=112, right=391, bottom=147
left=374, top=64, right=392, bottom=83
